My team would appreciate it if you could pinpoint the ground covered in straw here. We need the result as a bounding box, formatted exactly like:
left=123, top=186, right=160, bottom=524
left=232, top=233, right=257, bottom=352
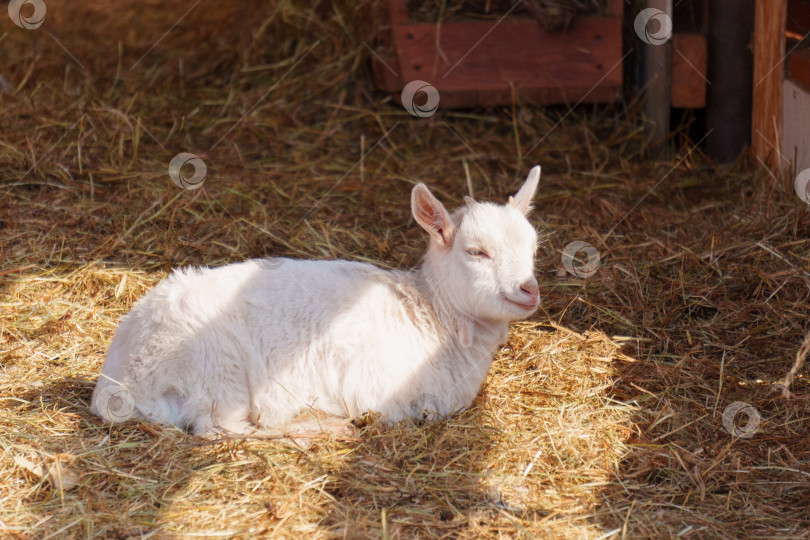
left=1, top=1, right=809, bottom=538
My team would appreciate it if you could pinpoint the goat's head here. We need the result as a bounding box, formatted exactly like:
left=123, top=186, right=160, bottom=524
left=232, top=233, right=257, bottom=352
left=412, top=166, right=541, bottom=328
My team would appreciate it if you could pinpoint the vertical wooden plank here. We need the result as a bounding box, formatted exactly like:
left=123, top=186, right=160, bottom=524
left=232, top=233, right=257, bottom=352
left=671, top=33, right=707, bottom=109
left=752, top=0, right=787, bottom=169
left=641, top=0, right=673, bottom=158
left=706, top=0, right=754, bottom=163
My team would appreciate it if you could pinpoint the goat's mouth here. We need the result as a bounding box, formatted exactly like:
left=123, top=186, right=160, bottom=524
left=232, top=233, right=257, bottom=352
left=503, top=296, right=539, bottom=312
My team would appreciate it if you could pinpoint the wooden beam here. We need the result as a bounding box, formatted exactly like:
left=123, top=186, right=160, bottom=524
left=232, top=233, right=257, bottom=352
left=752, top=0, right=788, bottom=169
left=706, top=0, right=754, bottom=163
left=641, top=0, right=673, bottom=158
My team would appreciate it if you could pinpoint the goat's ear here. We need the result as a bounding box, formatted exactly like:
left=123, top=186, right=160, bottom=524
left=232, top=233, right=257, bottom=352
left=412, top=183, right=455, bottom=249
left=509, top=165, right=541, bottom=215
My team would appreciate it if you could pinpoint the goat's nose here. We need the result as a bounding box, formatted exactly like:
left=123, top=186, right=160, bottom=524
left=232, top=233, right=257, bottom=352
left=520, top=279, right=539, bottom=298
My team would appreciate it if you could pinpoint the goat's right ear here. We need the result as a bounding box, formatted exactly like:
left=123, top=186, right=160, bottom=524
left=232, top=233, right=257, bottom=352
left=508, top=165, right=541, bottom=215
left=411, top=184, right=455, bottom=250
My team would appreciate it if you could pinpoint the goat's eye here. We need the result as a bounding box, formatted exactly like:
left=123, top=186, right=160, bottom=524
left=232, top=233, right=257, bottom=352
left=466, top=248, right=489, bottom=258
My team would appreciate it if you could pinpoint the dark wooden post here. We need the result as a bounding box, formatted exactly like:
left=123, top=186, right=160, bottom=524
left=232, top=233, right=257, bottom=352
left=706, top=0, right=755, bottom=163
left=640, top=0, right=673, bottom=159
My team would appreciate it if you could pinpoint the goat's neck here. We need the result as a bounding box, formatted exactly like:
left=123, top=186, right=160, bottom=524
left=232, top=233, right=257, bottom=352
left=413, top=256, right=510, bottom=352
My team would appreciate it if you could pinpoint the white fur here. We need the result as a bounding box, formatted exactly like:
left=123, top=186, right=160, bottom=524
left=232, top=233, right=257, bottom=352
left=90, top=166, right=542, bottom=435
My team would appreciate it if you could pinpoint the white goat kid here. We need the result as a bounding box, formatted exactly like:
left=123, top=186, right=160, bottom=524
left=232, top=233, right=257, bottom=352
left=90, top=166, right=542, bottom=436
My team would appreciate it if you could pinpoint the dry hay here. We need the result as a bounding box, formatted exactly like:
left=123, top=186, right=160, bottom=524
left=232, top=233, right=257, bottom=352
left=1, top=0, right=809, bottom=538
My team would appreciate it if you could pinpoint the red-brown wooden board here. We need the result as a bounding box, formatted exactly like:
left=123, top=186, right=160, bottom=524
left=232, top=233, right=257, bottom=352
left=671, top=33, right=708, bottom=108
left=391, top=18, right=622, bottom=107
left=372, top=1, right=623, bottom=108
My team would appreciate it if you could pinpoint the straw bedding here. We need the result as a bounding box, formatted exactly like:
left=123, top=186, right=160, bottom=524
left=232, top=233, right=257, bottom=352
left=1, top=0, right=808, bottom=537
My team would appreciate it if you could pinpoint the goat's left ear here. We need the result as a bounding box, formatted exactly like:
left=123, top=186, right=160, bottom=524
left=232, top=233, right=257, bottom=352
left=412, top=183, right=456, bottom=250
left=508, top=165, right=541, bottom=215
